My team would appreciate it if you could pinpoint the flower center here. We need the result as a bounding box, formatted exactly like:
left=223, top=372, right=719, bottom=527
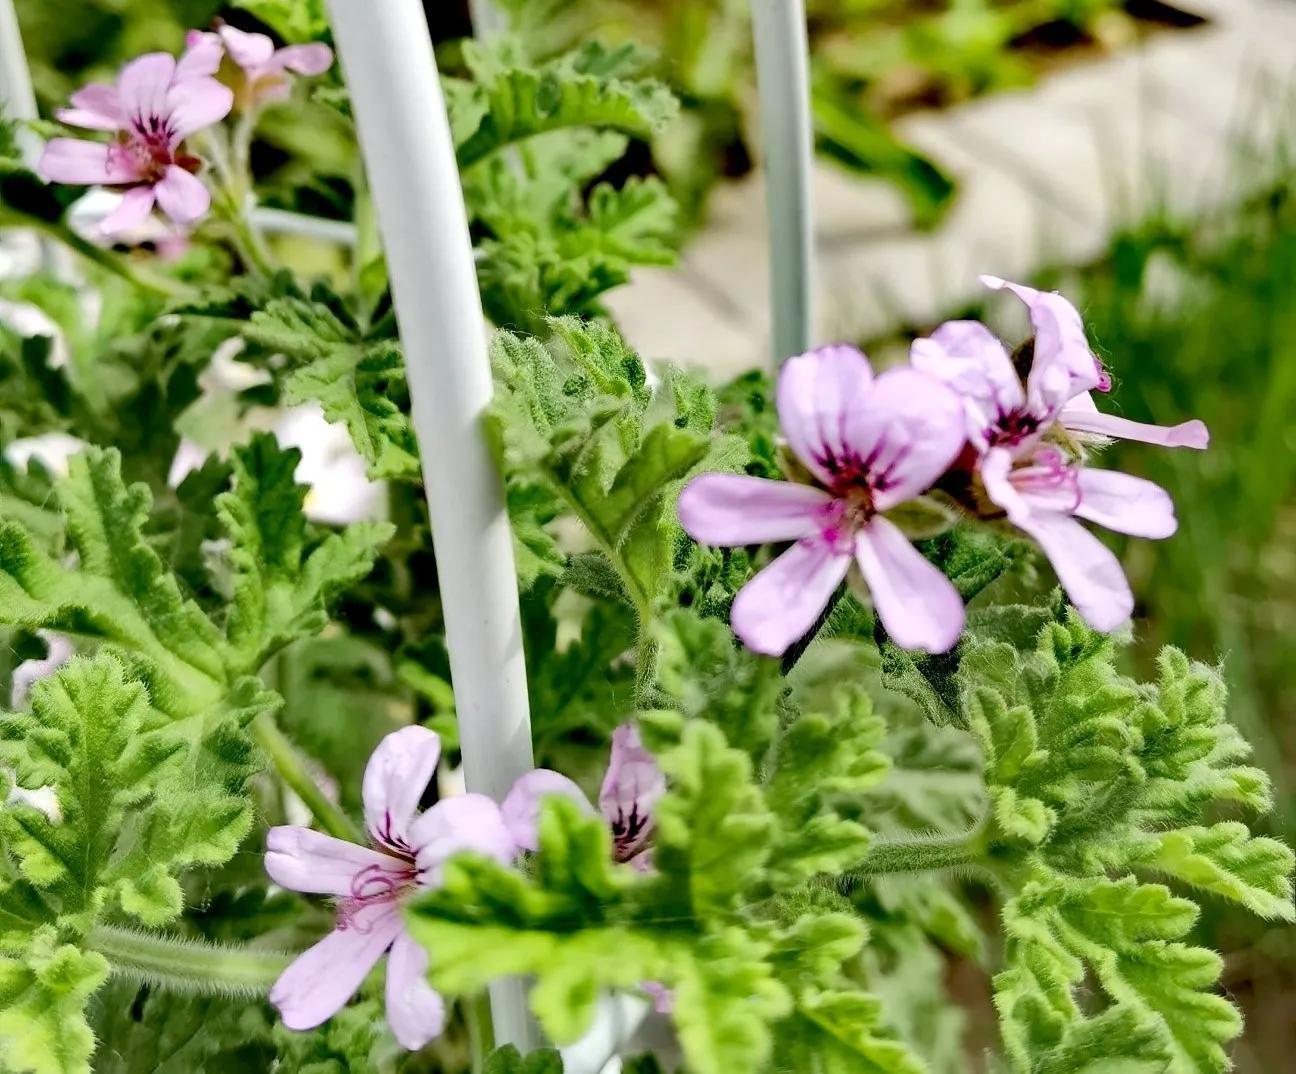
left=989, top=407, right=1043, bottom=449
left=121, top=112, right=177, bottom=182
left=610, top=802, right=653, bottom=863
left=335, top=859, right=417, bottom=931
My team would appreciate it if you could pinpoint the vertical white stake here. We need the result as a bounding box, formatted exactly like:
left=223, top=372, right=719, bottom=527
left=469, top=0, right=509, bottom=40
left=324, top=0, right=537, bottom=1051
left=749, top=0, right=816, bottom=364
left=0, top=0, right=40, bottom=165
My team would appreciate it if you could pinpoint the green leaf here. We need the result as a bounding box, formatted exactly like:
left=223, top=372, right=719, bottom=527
left=218, top=434, right=393, bottom=672
left=231, top=0, right=328, bottom=42
left=774, top=990, right=927, bottom=1074
left=484, top=1045, right=565, bottom=1074
left=0, top=930, right=106, bottom=1074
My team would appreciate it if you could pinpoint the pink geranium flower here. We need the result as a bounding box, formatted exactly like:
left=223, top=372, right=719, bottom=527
left=501, top=724, right=665, bottom=869
left=38, top=53, right=233, bottom=235
left=182, top=23, right=333, bottom=111
left=678, top=345, right=968, bottom=656
left=912, top=276, right=1208, bottom=455
left=265, top=727, right=515, bottom=1050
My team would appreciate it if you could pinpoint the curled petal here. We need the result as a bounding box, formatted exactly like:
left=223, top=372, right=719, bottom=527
left=500, top=770, right=594, bottom=853
left=270, top=903, right=402, bottom=1031
left=776, top=344, right=875, bottom=485
left=855, top=517, right=964, bottom=653
left=1075, top=469, right=1177, bottom=539
left=1060, top=397, right=1209, bottom=450
left=599, top=724, right=665, bottom=840
left=846, top=368, right=968, bottom=510
left=219, top=25, right=278, bottom=69
left=56, top=83, right=121, bottom=131
left=411, top=794, right=517, bottom=885
left=385, top=932, right=446, bottom=1051
left=1016, top=511, right=1133, bottom=632
left=265, top=826, right=406, bottom=896
left=363, top=725, right=442, bottom=852
left=153, top=166, right=210, bottom=225
left=100, top=187, right=158, bottom=236
left=677, top=474, right=831, bottom=546
left=731, top=537, right=851, bottom=657
left=911, top=320, right=1022, bottom=445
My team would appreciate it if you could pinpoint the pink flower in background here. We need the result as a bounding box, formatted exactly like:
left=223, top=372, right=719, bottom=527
left=912, top=276, right=1208, bottom=454
left=183, top=23, right=333, bottom=110
left=39, top=53, right=233, bottom=234
left=678, top=345, right=967, bottom=656
left=502, top=724, right=664, bottom=870
left=265, top=727, right=515, bottom=1050
left=981, top=446, right=1177, bottom=630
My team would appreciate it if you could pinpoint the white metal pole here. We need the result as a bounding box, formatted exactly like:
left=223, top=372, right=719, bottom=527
left=323, top=0, right=537, bottom=1050
left=0, top=0, right=40, bottom=165
left=749, top=0, right=815, bottom=364
left=468, top=0, right=509, bottom=40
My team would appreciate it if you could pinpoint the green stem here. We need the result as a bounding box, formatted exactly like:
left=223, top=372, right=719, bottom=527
left=88, top=925, right=291, bottom=997
left=839, top=830, right=983, bottom=883
left=465, top=991, right=495, bottom=1074
left=25, top=217, right=193, bottom=298
left=252, top=714, right=363, bottom=843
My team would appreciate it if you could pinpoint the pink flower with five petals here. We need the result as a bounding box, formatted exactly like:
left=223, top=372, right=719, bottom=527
left=265, top=726, right=515, bottom=1050
left=677, top=344, right=968, bottom=656
left=182, top=23, right=333, bottom=111
left=38, top=53, right=233, bottom=235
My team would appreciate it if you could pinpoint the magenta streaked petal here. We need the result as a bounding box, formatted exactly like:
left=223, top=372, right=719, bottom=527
left=270, top=903, right=402, bottom=1031
left=264, top=826, right=405, bottom=896
left=677, top=473, right=832, bottom=546
left=776, top=344, right=875, bottom=485
left=730, top=537, right=851, bottom=656
left=166, top=77, right=234, bottom=141
left=855, top=517, right=964, bottom=653
left=153, top=165, right=210, bottom=224
left=177, top=31, right=224, bottom=80
left=99, top=187, right=157, bottom=236
left=1059, top=404, right=1209, bottom=450
left=599, top=724, right=664, bottom=850
left=116, top=53, right=177, bottom=130
left=847, top=368, right=967, bottom=510
left=911, top=320, right=1022, bottom=445
left=274, top=43, right=335, bottom=76
left=362, top=726, right=442, bottom=852
left=500, top=769, right=594, bottom=853
left=1016, top=511, right=1133, bottom=632
left=385, top=932, right=446, bottom=1051
left=1075, top=469, right=1177, bottom=540
left=411, top=794, right=517, bottom=885
left=37, top=139, right=122, bottom=186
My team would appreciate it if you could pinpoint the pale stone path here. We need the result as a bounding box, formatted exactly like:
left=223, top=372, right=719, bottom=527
left=605, top=0, right=1296, bottom=380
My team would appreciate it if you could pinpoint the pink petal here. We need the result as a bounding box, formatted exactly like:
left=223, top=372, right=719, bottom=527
left=274, top=43, right=335, bottom=76
left=177, top=31, right=224, bottom=80
left=385, top=931, right=446, bottom=1051
left=100, top=187, right=157, bottom=236
left=270, top=903, right=402, bottom=1031
left=410, top=794, right=517, bottom=886
left=730, top=537, right=851, bottom=656
left=855, top=516, right=964, bottom=653
left=219, top=25, right=277, bottom=69
left=596, top=725, right=658, bottom=834
left=500, top=770, right=595, bottom=853
left=56, top=83, right=121, bottom=131
left=362, top=726, right=442, bottom=853
left=116, top=53, right=177, bottom=129
left=845, top=367, right=967, bottom=510
left=153, top=166, right=210, bottom=225
left=911, top=320, right=1023, bottom=447
left=776, top=344, right=876, bottom=485
left=37, top=139, right=125, bottom=186
left=1015, top=511, right=1133, bottom=632
left=1059, top=401, right=1209, bottom=450
left=165, top=77, right=234, bottom=141
left=1075, top=469, right=1177, bottom=539
left=677, top=474, right=832, bottom=546
left=981, top=275, right=1103, bottom=415
left=265, top=826, right=407, bottom=896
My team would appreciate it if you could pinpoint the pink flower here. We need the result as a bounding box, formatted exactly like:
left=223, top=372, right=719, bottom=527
left=677, top=345, right=968, bottom=656
left=38, top=53, right=233, bottom=235
left=265, top=727, right=515, bottom=1050
left=980, top=446, right=1176, bottom=630
left=912, top=276, right=1208, bottom=455
left=501, top=725, right=664, bottom=870
left=182, top=23, right=333, bottom=111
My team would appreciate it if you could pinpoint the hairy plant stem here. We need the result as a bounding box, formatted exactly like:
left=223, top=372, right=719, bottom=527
left=19, top=215, right=193, bottom=297
left=839, top=829, right=984, bottom=883
left=465, top=991, right=495, bottom=1074
left=88, top=925, right=291, bottom=997
left=252, top=713, right=363, bottom=844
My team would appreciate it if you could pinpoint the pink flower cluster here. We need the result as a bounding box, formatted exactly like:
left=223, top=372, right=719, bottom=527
left=679, top=276, right=1208, bottom=657
left=37, top=25, right=332, bottom=236
left=265, top=725, right=663, bottom=1049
